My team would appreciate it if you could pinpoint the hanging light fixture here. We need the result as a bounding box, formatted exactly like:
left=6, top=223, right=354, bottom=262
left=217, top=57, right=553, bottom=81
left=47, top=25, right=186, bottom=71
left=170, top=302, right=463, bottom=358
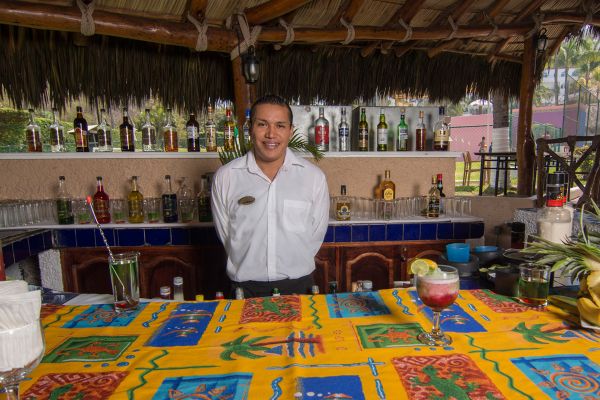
left=536, top=28, right=548, bottom=53
left=242, top=45, right=260, bottom=83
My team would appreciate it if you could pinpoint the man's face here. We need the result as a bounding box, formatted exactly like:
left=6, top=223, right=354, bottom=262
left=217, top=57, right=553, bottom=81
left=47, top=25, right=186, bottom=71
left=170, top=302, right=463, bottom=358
left=251, top=103, right=293, bottom=167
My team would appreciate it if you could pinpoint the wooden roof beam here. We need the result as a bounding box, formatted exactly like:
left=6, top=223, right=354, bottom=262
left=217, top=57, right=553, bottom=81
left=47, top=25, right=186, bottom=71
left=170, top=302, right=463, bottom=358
left=245, top=0, right=313, bottom=25
left=327, top=0, right=364, bottom=26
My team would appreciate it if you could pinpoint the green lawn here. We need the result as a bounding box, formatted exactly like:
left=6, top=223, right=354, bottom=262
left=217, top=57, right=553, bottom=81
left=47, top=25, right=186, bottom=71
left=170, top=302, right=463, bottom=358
left=454, top=161, right=518, bottom=196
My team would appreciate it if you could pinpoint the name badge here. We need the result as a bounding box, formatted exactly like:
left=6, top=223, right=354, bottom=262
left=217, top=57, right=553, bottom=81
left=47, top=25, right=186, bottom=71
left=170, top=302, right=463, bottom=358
left=238, top=196, right=255, bottom=205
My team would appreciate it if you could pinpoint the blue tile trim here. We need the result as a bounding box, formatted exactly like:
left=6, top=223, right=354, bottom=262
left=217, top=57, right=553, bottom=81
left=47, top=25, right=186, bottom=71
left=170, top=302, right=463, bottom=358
left=454, top=223, right=470, bottom=240
left=403, top=224, right=420, bottom=241
left=334, top=225, right=351, bottom=242
left=420, top=223, right=437, bottom=240
left=29, top=233, right=44, bottom=255
left=470, top=222, right=485, bottom=238
left=55, top=229, right=76, bottom=247
left=43, top=231, right=53, bottom=250
left=171, top=228, right=191, bottom=245
left=369, top=224, right=386, bottom=242
left=76, top=229, right=96, bottom=247
left=351, top=225, right=369, bottom=242
left=12, top=239, right=30, bottom=263
left=386, top=224, right=403, bottom=241
left=117, top=228, right=145, bottom=246
left=324, top=226, right=334, bottom=243
left=437, top=223, right=453, bottom=240
left=2, top=244, right=14, bottom=267
left=145, top=229, right=171, bottom=246
left=95, top=229, right=115, bottom=247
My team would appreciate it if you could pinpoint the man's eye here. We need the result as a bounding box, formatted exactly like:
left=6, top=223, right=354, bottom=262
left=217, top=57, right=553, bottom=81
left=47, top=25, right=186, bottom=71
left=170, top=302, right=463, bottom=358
left=277, top=124, right=286, bottom=129
left=256, top=122, right=266, bottom=127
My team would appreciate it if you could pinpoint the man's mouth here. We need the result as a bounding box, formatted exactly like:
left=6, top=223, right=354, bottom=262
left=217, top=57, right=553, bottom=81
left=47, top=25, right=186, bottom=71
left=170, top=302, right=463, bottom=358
left=263, top=141, right=279, bottom=149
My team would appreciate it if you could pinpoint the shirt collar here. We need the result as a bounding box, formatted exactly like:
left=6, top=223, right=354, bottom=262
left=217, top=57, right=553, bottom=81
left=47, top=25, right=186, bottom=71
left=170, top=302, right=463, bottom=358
left=235, top=148, right=304, bottom=174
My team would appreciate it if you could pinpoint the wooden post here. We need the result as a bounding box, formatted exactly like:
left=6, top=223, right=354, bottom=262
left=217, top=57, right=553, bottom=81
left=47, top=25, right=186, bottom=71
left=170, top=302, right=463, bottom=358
left=232, top=56, right=256, bottom=127
left=516, top=34, right=536, bottom=196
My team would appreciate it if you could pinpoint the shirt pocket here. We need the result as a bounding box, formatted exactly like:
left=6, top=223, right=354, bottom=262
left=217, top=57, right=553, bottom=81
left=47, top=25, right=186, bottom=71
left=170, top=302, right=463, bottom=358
left=283, top=200, right=310, bottom=233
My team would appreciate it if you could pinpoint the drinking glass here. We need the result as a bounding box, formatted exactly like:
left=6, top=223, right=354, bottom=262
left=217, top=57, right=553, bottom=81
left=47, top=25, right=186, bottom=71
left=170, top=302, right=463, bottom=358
left=109, top=252, right=140, bottom=313
left=145, top=198, right=161, bottom=223
left=416, top=265, right=460, bottom=346
left=111, top=199, right=127, bottom=224
left=0, top=320, right=45, bottom=399
left=179, top=199, right=196, bottom=223
left=74, top=199, right=92, bottom=224
left=517, top=263, right=550, bottom=307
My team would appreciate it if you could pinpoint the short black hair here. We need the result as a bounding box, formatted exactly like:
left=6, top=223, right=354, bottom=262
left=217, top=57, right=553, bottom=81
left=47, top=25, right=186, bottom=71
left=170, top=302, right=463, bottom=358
left=250, top=94, right=293, bottom=125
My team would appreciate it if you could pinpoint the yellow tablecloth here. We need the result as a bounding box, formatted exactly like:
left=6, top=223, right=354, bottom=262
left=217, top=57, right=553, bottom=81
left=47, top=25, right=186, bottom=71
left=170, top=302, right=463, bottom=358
left=22, top=289, right=600, bottom=399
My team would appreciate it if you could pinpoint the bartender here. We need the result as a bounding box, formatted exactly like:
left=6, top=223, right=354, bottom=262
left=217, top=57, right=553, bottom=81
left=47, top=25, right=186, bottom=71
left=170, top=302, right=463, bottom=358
left=211, top=95, right=330, bottom=298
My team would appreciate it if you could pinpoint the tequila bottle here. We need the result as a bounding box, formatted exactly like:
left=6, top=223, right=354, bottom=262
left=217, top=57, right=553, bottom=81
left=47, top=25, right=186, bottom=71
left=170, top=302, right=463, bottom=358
left=358, top=108, right=369, bottom=151
left=335, top=185, right=351, bottom=221
left=96, top=108, right=113, bottom=152
left=415, top=110, right=426, bottom=151
left=433, top=106, right=450, bottom=151
left=205, top=106, right=217, bottom=152
left=163, top=108, right=178, bottom=152
left=141, top=108, right=160, bottom=152
left=49, top=108, right=65, bottom=152
left=74, top=106, right=89, bottom=152
left=25, top=109, right=43, bottom=152
left=56, top=176, right=74, bottom=225
left=377, top=109, right=388, bottom=151
left=197, top=176, right=212, bottom=222
left=381, top=170, right=395, bottom=201
left=338, top=108, right=350, bottom=152
left=120, top=108, right=136, bottom=152
left=427, top=175, right=441, bottom=218
left=93, top=176, right=111, bottom=223
left=127, top=176, right=144, bottom=223
left=186, top=113, right=200, bottom=152
left=397, top=109, right=409, bottom=151
left=162, top=174, right=178, bottom=223
left=315, top=107, right=329, bottom=152
left=223, top=107, right=235, bottom=151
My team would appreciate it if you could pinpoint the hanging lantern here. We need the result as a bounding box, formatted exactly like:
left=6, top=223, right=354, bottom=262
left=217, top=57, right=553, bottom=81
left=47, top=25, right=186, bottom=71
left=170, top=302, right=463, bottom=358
left=242, top=45, right=259, bottom=84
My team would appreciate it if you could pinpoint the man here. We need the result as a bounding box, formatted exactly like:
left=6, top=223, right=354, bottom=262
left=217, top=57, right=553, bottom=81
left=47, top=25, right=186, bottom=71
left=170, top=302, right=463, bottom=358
left=211, top=95, right=330, bottom=298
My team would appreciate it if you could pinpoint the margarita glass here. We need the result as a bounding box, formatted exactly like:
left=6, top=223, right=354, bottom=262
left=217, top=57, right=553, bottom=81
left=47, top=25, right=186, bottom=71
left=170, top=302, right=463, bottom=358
left=416, top=265, right=459, bottom=346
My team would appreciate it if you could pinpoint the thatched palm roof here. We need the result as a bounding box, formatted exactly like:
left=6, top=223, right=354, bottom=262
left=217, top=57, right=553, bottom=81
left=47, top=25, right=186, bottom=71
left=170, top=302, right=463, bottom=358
left=0, top=0, right=598, bottom=110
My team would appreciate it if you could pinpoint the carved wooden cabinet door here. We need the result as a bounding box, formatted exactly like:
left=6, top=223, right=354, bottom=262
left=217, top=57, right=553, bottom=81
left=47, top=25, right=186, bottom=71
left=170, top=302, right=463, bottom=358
left=340, top=245, right=396, bottom=292
left=138, top=249, right=198, bottom=300
left=314, top=245, right=338, bottom=294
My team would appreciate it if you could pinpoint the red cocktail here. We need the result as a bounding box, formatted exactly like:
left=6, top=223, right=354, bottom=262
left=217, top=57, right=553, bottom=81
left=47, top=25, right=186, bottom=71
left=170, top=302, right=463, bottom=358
left=416, top=265, right=459, bottom=346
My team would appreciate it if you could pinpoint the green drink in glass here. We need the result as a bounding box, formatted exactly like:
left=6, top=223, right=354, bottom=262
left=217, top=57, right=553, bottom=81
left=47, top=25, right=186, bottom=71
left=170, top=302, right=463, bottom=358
left=109, top=252, right=140, bottom=312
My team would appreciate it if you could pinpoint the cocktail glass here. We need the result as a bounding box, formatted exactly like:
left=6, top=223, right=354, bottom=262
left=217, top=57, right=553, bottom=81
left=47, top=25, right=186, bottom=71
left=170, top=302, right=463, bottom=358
left=109, top=252, right=140, bottom=312
left=416, top=265, right=460, bottom=346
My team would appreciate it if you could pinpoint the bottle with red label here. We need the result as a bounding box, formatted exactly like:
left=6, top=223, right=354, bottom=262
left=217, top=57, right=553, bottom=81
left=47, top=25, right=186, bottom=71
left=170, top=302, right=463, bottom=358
left=93, top=176, right=111, bottom=223
left=315, top=106, right=329, bottom=152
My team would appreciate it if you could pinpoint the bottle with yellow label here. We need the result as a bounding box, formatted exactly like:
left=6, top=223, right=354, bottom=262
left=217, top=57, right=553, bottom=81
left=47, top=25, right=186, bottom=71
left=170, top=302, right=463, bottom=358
left=336, top=185, right=351, bottom=221
left=381, top=170, right=395, bottom=201
left=127, top=176, right=145, bottom=223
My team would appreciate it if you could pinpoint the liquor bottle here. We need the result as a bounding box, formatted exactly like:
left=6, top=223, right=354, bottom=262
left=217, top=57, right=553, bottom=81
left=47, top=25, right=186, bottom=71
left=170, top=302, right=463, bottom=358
left=74, top=106, right=89, bottom=152
left=141, top=108, right=159, bottom=152
left=95, top=108, right=113, bottom=152
left=397, top=109, right=409, bottom=151
left=436, top=174, right=446, bottom=198
left=197, top=176, right=212, bottom=222
left=163, top=108, right=178, bottom=152
left=315, top=107, right=329, bottom=152
left=358, top=108, right=369, bottom=151
left=49, top=108, right=65, bottom=152
left=537, top=173, right=572, bottom=243
left=56, top=176, right=74, bottom=224
left=335, top=185, right=351, bottom=221
left=25, top=109, right=43, bottom=152
left=93, top=176, right=111, bottom=223
left=433, top=106, right=450, bottom=151
left=173, top=276, right=184, bottom=301
left=205, top=106, right=217, bottom=152
left=381, top=170, right=395, bottom=201
left=177, top=177, right=194, bottom=223
left=186, top=113, right=200, bottom=152
left=415, top=110, right=426, bottom=151
left=427, top=175, right=441, bottom=218
left=162, top=174, right=178, bottom=223
left=338, top=108, right=350, bottom=152
left=81, top=108, right=97, bottom=152
left=120, top=108, right=136, bottom=152
left=242, top=109, right=251, bottom=147
left=377, top=109, right=388, bottom=151
left=127, top=176, right=144, bottom=223
left=223, top=107, right=235, bottom=151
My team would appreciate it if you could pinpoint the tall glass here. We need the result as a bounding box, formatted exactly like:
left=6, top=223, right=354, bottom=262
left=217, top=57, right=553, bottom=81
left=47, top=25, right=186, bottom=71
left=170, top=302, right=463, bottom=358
left=109, top=252, right=140, bottom=312
left=416, top=265, right=459, bottom=346
left=0, top=320, right=45, bottom=399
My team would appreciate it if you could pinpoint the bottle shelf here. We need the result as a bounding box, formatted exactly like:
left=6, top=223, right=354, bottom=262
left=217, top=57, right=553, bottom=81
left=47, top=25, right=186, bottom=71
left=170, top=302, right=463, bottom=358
left=0, top=151, right=462, bottom=160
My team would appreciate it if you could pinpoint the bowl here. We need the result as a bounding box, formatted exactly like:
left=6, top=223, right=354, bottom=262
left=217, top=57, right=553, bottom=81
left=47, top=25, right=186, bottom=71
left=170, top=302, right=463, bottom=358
left=473, top=246, right=502, bottom=266
left=446, top=243, right=470, bottom=263
left=440, top=254, right=480, bottom=277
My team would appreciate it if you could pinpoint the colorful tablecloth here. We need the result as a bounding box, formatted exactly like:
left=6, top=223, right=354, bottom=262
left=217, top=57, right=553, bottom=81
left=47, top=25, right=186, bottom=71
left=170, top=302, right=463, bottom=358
left=23, top=289, right=600, bottom=399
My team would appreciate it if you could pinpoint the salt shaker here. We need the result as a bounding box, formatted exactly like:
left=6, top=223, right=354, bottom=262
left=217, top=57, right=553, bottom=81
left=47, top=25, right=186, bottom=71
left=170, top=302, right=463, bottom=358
left=173, top=276, right=184, bottom=301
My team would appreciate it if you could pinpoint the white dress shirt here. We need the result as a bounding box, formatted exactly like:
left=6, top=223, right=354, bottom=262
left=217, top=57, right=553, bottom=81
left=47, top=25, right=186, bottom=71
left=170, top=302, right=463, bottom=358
left=211, top=149, right=330, bottom=282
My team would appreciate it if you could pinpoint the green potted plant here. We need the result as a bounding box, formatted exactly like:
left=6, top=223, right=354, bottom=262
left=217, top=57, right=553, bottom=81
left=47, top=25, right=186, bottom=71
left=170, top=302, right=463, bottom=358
left=521, top=201, right=600, bottom=326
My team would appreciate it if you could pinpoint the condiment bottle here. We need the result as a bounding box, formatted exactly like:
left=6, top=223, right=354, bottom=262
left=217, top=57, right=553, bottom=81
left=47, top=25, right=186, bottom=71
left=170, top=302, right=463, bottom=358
left=160, top=286, right=171, bottom=300
left=173, top=276, right=184, bottom=301
left=537, top=173, right=572, bottom=244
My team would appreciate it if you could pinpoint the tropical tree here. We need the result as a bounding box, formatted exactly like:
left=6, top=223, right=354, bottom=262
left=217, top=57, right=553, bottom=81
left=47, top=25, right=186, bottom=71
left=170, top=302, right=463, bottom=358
left=575, top=37, right=600, bottom=89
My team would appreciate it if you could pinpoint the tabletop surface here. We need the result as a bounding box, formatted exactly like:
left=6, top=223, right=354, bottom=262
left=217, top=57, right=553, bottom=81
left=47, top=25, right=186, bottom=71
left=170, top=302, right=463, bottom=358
left=474, top=152, right=517, bottom=157
left=23, top=288, right=600, bottom=399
